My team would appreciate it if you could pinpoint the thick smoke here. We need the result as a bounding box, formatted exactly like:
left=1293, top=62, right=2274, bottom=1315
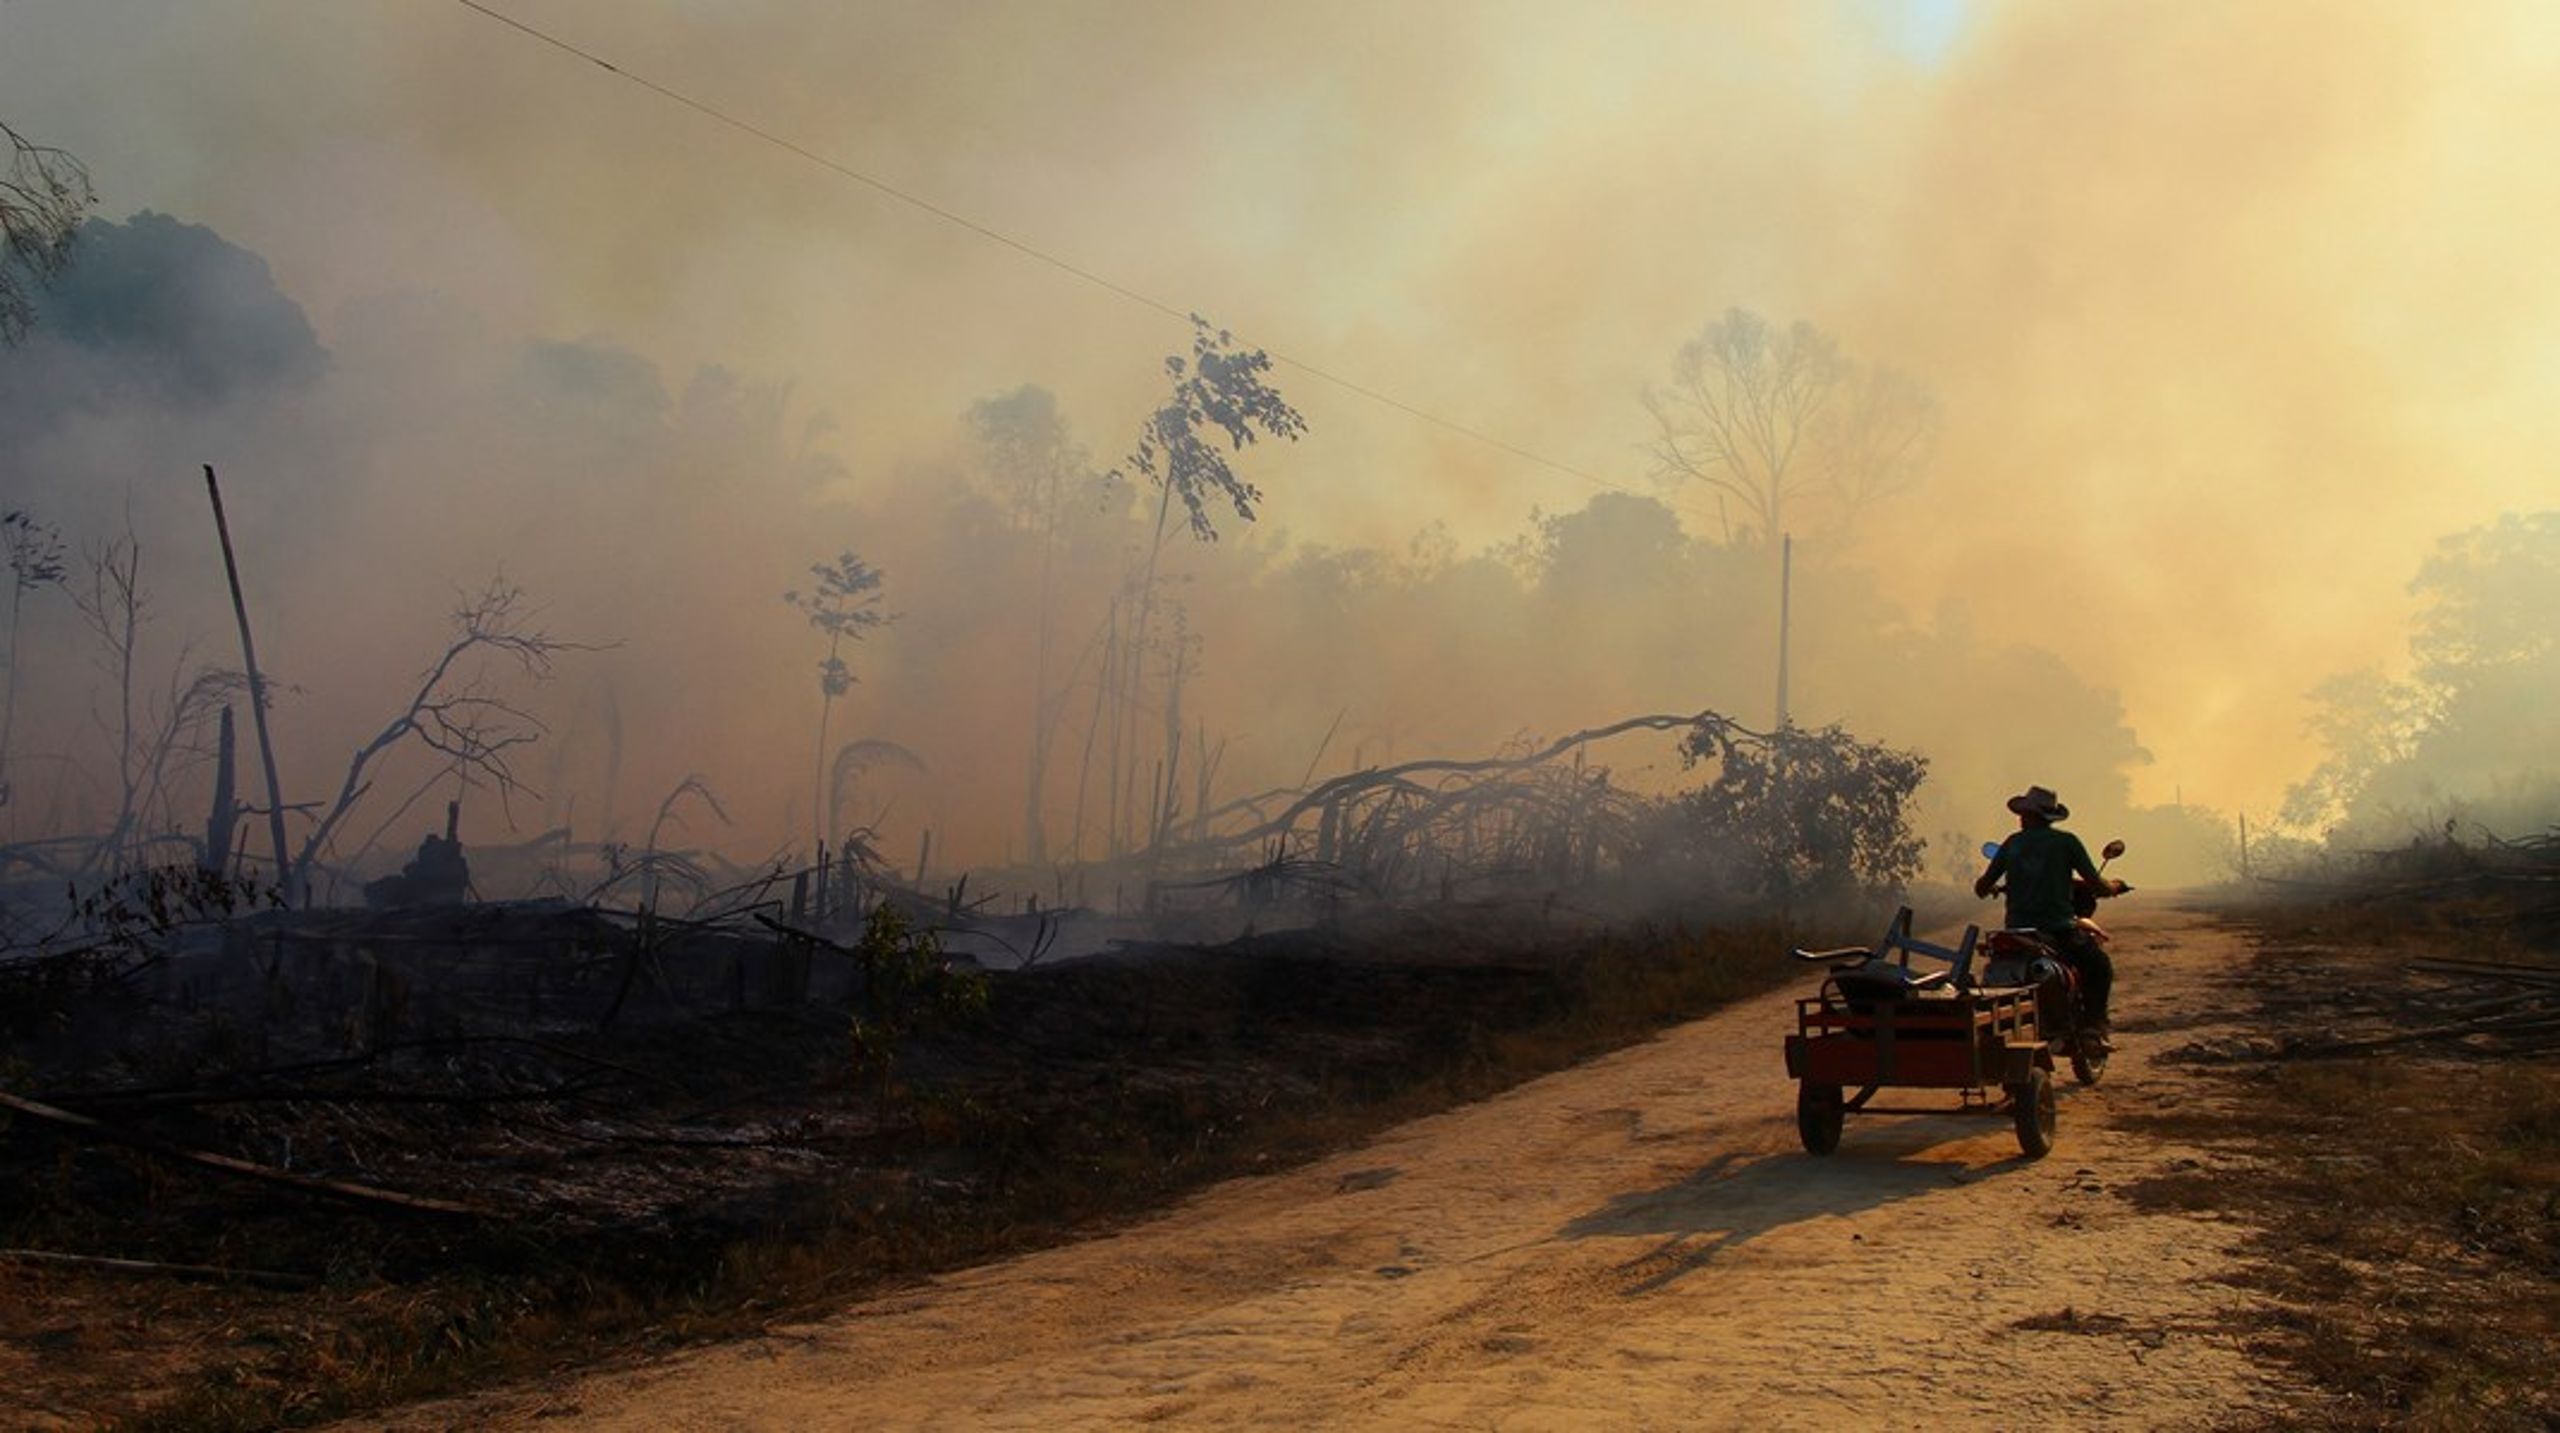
left=0, top=214, right=2184, bottom=888
left=4, top=3, right=2556, bottom=892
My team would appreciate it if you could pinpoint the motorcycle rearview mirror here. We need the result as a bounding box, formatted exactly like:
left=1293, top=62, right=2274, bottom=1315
left=1980, top=840, right=2002, bottom=861
left=2102, top=839, right=2127, bottom=861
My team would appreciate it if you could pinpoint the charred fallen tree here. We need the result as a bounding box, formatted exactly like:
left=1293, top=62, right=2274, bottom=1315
left=1190, top=712, right=1701, bottom=872
left=1047, top=709, right=1929, bottom=919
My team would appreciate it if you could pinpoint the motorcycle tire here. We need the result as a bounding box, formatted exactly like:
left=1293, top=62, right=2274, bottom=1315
left=1797, top=1081, right=1844, bottom=1156
left=2070, top=1034, right=2108, bottom=1086
left=2008, top=1068, right=2056, bottom=1159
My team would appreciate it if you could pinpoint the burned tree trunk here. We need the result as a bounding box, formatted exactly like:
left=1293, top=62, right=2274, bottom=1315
left=201, top=703, right=237, bottom=878
left=205, top=466, right=295, bottom=903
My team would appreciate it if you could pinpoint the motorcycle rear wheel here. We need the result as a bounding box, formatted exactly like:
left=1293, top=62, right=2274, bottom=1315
left=2070, top=1035, right=2109, bottom=1085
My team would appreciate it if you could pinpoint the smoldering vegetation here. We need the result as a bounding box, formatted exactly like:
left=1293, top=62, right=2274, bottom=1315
left=0, top=213, right=2223, bottom=895
left=0, top=212, right=1985, bottom=1423
left=0, top=209, right=2549, bottom=1125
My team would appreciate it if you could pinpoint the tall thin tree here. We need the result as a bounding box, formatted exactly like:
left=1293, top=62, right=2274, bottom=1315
left=1110, top=316, right=1305, bottom=855
left=966, top=387, right=1093, bottom=867
left=786, top=553, right=891, bottom=855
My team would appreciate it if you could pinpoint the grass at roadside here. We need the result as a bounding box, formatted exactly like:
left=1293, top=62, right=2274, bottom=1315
left=2121, top=905, right=2560, bottom=1430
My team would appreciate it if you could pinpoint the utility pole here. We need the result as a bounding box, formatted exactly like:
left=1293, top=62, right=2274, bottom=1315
left=1774, top=531, right=1793, bottom=730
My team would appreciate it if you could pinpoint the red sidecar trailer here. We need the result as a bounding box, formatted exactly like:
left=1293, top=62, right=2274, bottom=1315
left=1783, top=908, right=2059, bottom=1158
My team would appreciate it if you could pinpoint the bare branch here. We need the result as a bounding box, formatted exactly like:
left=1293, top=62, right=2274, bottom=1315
left=288, top=580, right=588, bottom=899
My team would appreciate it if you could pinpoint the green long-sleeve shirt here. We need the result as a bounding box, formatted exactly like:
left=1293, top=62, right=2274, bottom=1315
left=1982, top=825, right=2101, bottom=930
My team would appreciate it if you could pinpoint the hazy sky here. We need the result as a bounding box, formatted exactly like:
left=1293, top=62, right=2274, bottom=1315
left=5, top=0, right=2556, bottom=826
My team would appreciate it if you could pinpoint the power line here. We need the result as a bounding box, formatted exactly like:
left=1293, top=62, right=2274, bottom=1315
left=447, top=0, right=1644, bottom=499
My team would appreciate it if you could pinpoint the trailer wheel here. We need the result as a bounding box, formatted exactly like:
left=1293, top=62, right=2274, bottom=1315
left=2009, top=1068, right=2056, bottom=1158
left=1797, top=1081, right=1844, bottom=1155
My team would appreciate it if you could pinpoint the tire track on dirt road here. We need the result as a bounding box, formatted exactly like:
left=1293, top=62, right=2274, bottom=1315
left=363, top=905, right=2290, bottom=1431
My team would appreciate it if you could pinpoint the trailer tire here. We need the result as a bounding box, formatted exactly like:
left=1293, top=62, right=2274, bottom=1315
left=2009, top=1068, right=2056, bottom=1158
left=1797, top=1081, right=1844, bottom=1155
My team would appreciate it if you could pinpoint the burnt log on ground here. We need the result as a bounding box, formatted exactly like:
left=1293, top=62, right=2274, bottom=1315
left=0, top=1088, right=487, bottom=1217
left=0, top=1246, right=315, bottom=1291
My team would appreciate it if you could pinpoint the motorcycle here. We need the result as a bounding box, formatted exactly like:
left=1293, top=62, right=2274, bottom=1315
left=1972, top=837, right=2131, bottom=1086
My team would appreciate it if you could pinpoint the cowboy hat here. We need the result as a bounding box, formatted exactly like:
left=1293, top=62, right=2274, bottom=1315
left=2005, top=785, right=2070, bottom=820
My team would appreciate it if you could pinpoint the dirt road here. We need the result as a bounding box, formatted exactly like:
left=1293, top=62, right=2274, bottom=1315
left=373, top=906, right=2286, bottom=1430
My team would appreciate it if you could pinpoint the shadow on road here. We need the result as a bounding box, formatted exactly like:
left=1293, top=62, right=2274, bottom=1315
left=1558, top=1119, right=2037, bottom=1294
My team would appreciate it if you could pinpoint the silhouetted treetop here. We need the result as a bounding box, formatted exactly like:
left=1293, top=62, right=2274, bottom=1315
left=1644, top=306, right=1937, bottom=545
left=1, top=121, right=95, bottom=345
left=1126, top=316, right=1309, bottom=542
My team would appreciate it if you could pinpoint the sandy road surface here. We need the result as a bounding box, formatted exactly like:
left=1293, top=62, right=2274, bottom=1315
left=372, top=907, right=2285, bottom=1431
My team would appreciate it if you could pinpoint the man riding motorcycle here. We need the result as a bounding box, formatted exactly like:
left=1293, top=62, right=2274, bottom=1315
left=1974, top=784, right=2124, bottom=1049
